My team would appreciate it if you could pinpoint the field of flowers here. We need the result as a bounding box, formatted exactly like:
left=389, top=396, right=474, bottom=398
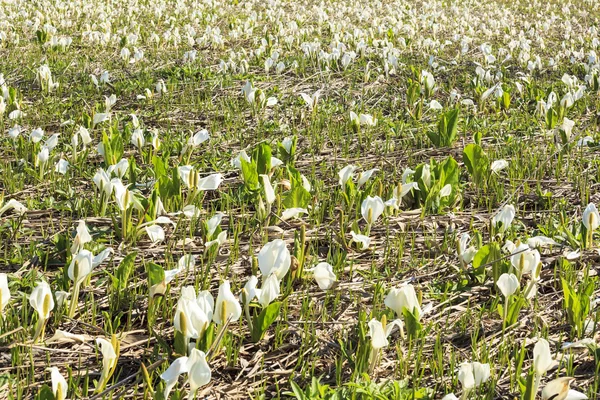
left=1, top=0, right=600, bottom=398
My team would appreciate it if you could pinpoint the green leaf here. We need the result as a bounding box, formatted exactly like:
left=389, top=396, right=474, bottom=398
left=114, top=252, right=137, bottom=291
left=174, top=329, right=187, bottom=357
left=289, top=380, right=309, bottom=400
left=251, top=301, right=281, bottom=342
left=283, top=186, right=311, bottom=209
left=240, top=158, right=259, bottom=191
left=37, top=384, right=54, bottom=400
left=426, top=130, right=441, bottom=147
left=402, top=308, right=422, bottom=339
left=506, top=296, right=525, bottom=325
left=472, top=243, right=503, bottom=283
left=522, top=369, right=536, bottom=400
left=255, top=142, right=272, bottom=175
left=462, top=143, right=489, bottom=186
left=147, top=262, right=165, bottom=287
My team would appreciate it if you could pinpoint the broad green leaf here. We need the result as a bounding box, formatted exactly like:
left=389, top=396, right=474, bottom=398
left=114, top=252, right=137, bottom=291
left=462, top=143, right=489, bottom=186
left=251, top=301, right=281, bottom=342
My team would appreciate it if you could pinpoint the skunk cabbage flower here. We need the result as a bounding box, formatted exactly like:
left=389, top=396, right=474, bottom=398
left=212, top=281, right=242, bottom=325
left=338, top=165, right=357, bottom=187
left=457, top=362, right=491, bottom=390
left=49, top=367, right=67, bottom=400
left=71, top=220, right=92, bottom=253
left=311, top=262, right=337, bottom=290
left=582, top=203, right=599, bottom=231
left=68, top=248, right=113, bottom=285
left=368, top=317, right=403, bottom=350
left=281, top=208, right=308, bottom=221
left=0, top=273, right=9, bottom=314
left=300, top=90, right=320, bottom=110
left=510, top=244, right=540, bottom=276
left=187, top=349, right=212, bottom=395
left=492, top=204, right=516, bottom=232
left=361, top=196, right=385, bottom=225
left=350, top=231, right=371, bottom=249
left=258, top=239, right=291, bottom=281
left=542, top=377, right=588, bottom=400
left=30, top=281, right=54, bottom=320
left=385, top=284, right=421, bottom=318
left=497, top=273, right=519, bottom=297
left=257, top=273, right=280, bottom=307
left=491, top=159, right=508, bottom=173
left=160, top=356, right=189, bottom=399
left=534, top=338, right=553, bottom=376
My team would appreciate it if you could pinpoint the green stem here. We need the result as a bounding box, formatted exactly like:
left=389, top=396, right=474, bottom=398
left=32, top=317, right=47, bottom=343
left=68, top=281, right=81, bottom=318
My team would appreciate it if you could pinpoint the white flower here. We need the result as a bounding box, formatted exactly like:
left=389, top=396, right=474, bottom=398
left=384, top=284, right=421, bottom=318
left=113, top=179, right=134, bottom=211
left=0, top=199, right=27, bottom=216
left=0, top=273, right=10, bottom=314
left=367, top=318, right=403, bottom=349
left=457, top=362, right=491, bottom=390
left=212, top=281, right=242, bottom=325
left=491, top=159, right=508, bottom=173
left=510, top=244, right=540, bottom=276
left=189, top=129, right=209, bottom=147
left=204, top=231, right=227, bottom=249
left=429, top=100, right=443, bottom=110
left=350, top=231, right=371, bottom=249
left=492, top=204, right=516, bottom=232
left=300, top=90, right=320, bottom=110
left=93, top=169, right=113, bottom=196
left=311, top=262, right=337, bottom=290
left=182, top=205, right=201, bottom=219
left=361, top=196, right=385, bottom=225
left=96, top=338, right=118, bottom=378
left=30, top=281, right=54, bottom=320
left=440, top=184, right=452, bottom=197
left=542, top=377, right=588, bottom=400
left=527, top=236, right=558, bottom=248
left=145, top=225, right=165, bottom=244
left=257, top=273, right=280, bottom=307
left=55, top=159, right=69, bottom=175
left=458, top=233, right=477, bottom=264
left=243, top=276, right=259, bottom=305
left=30, top=128, right=44, bottom=143
left=206, top=213, right=224, bottom=238
left=441, top=395, right=459, bottom=400
left=258, top=239, right=291, bottom=280
left=561, top=118, right=575, bottom=138
left=71, top=220, right=92, bottom=253
left=421, top=70, right=435, bottom=91
left=231, top=150, right=251, bottom=169
left=357, top=168, right=378, bottom=187
left=582, top=203, right=600, bottom=231
left=49, top=367, right=67, bottom=400
left=260, top=174, right=276, bottom=205
left=37, top=147, right=50, bottom=166
left=281, top=208, right=308, bottom=221
left=338, top=165, right=357, bottom=187
left=93, top=113, right=110, bottom=126
left=131, top=129, right=145, bottom=148
left=496, top=273, right=519, bottom=297
left=197, top=173, right=223, bottom=191
left=187, top=349, right=211, bottom=395
left=533, top=338, right=553, bottom=376
left=68, top=248, right=113, bottom=285
left=160, top=356, right=189, bottom=400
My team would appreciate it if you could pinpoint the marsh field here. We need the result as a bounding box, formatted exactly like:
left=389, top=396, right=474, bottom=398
left=0, top=0, right=600, bottom=399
